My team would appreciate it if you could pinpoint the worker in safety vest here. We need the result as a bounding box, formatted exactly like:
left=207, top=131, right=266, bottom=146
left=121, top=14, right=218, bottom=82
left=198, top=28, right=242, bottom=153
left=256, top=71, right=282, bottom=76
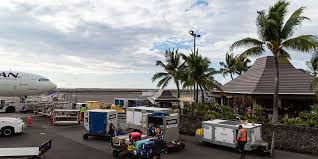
left=236, top=125, right=247, bottom=159
left=80, top=106, right=86, bottom=121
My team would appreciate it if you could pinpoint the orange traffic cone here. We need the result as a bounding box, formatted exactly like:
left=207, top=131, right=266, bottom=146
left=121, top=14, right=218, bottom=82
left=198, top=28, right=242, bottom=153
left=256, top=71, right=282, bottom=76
left=49, top=114, right=54, bottom=126
left=27, top=115, right=32, bottom=127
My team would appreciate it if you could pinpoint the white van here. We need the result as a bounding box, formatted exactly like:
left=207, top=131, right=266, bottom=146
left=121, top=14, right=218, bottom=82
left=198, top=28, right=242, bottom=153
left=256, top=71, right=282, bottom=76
left=0, top=117, right=25, bottom=136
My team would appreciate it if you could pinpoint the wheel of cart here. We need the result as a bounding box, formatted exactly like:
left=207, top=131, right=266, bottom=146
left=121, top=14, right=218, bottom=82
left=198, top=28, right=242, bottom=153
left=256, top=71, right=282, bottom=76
left=83, top=132, right=89, bottom=140
left=111, top=144, right=129, bottom=158
left=164, top=140, right=185, bottom=154
left=82, top=131, right=112, bottom=141
left=112, top=149, right=120, bottom=158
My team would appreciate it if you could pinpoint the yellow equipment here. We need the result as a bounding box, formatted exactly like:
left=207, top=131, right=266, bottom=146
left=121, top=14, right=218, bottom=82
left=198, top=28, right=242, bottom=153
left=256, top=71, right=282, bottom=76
left=127, top=145, right=135, bottom=152
left=85, top=101, right=102, bottom=110
left=111, top=104, right=126, bottom=113
left=196, top=128, right=203, bottom=136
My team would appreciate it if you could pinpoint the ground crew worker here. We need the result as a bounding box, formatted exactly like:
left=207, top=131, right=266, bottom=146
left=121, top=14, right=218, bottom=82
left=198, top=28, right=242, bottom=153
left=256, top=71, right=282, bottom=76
left=79, top=106, right=86, bottom=121
left=27, top=115, right=32, bottom=127
left=237, top=125, right=247, bottom=159
left=108, top=122, right=116, bottom=144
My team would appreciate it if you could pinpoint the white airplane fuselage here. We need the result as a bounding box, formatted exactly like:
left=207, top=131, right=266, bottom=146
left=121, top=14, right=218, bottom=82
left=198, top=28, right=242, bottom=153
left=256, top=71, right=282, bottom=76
left=0, top=71, right=57, bottom=96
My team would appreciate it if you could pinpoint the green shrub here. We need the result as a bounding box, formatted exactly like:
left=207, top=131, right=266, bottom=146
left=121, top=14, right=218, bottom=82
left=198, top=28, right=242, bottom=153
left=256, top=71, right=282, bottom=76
left=280, top=104, right=318, bottom=127
left=183, top=103, right=236, bottom=120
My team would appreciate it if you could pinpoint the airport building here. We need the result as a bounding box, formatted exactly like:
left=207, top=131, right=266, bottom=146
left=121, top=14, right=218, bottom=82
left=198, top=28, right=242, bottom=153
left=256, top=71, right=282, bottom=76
left=213, top=56, right=315, bottom=115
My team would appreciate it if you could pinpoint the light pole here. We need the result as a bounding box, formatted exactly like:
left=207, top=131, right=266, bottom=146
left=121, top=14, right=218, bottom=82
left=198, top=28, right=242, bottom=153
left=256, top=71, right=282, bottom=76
left=189, top=30, right=200, bottom=103
left=189, top=30, right=200, bottom=55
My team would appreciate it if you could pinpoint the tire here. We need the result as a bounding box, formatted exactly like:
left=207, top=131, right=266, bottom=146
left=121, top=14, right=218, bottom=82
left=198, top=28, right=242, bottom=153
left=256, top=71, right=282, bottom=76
left=112, top=150, right=120, bottom=158
left=5, top=106, right=15, bottom=113
left=83, top=133, right=88, bottom=140
left=181, top=143, right=185, bottom=149
left=2, top=127, right=14, bottom=136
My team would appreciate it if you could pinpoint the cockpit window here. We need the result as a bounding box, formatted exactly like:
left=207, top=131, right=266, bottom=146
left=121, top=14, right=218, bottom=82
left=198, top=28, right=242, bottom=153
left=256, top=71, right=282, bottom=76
left=39, top=78, right=50, bottom=81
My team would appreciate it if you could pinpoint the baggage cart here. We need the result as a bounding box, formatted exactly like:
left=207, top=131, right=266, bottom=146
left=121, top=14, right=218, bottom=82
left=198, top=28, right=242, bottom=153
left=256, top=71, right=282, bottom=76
left=196, top=119, right=271, bottom=155
left=83, top=109, right=117, bottom=140
left=53, top=109, right=80, bottom=125
left=0, top=139, right=52, bottom=159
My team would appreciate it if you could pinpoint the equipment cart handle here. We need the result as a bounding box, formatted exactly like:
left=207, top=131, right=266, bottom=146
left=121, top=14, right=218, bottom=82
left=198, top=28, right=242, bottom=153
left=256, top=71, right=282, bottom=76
left=0, top=139, right=52, bottom=159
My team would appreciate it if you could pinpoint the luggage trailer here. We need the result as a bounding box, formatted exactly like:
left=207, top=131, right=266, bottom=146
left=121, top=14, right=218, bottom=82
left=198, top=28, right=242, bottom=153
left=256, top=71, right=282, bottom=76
left=83, top=109, right=117, bottom=140
left=0, top=139, right=52, bottom=159
left=126, top=107, right=185, bottom=153
left=53, top=109, right=80, bottom=125
left=198, top=119, right=271, bottom=155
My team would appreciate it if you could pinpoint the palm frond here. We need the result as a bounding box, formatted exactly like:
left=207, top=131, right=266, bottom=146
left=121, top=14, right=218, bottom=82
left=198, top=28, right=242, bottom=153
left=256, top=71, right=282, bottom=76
left=310, top=77, right=318, bottom=89
left=281, top=7, right=310, bottom=39
left=241, top=46, right=265, bottom=57
left=156, top=76, right=172, bottom=88
left=279, top=48, right=291, bottom=59
left=282, top=35, right=318, bottom=53
left=156, top=60, right=166, bottom=68
left=230, top=37, right=264, bottom=51
left=152, top=72, right=169, bottom=82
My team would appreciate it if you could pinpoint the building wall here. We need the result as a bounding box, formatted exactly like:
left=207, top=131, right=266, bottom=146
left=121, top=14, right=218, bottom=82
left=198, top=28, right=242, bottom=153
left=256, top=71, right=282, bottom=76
left=262, top=124, right=318, bottom=154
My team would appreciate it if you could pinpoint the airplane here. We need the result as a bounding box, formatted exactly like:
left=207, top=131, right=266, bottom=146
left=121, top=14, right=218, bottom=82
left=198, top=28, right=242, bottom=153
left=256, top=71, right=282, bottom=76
left=0, top=71, right=57, bottom=113
left=0, top=71, right=57, bottom=96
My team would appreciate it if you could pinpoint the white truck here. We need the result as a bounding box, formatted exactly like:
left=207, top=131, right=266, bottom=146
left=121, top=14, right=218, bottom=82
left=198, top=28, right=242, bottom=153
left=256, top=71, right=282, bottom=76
left=0, top=99, right=16, bottom=113
left=0, top=117, right=25, bottom=136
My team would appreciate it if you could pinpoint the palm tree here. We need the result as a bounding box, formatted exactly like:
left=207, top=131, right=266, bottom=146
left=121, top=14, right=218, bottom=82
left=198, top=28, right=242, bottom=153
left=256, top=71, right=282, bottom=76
left=152, top=49, right=184, bottom=98
left=306, top=53, right=318, bottom=77
left=230, top=0, right=318, bottom=123
left=182, top=50, right=221, bottom=103
left=235, top=56, right=251, bottom=75
left=219, top=52, right=237, bottom=79
left=181, top=51, right=200, bottom=103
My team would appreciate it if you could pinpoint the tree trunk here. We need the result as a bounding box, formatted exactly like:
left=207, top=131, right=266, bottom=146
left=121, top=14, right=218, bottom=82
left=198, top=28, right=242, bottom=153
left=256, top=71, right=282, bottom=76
left=196, top=83, right=199, bottom=103
left=199, top=84, right=204, bottom=103
left=272, top=55, right=279, bottom=124
left=230, top=73, right=234, bottom=80
left=193, top=84, right=196, bottom=102
left=176, top=81, right=181, bottom=109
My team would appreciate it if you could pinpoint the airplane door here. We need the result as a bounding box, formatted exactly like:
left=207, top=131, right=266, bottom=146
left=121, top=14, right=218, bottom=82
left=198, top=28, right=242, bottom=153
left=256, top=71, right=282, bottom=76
left=20, top=74, right=28, bottom=85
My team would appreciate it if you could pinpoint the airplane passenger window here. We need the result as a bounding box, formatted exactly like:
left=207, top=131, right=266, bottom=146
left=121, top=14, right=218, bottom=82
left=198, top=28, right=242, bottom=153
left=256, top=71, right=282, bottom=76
left=39, top=78, right=50, bottom=81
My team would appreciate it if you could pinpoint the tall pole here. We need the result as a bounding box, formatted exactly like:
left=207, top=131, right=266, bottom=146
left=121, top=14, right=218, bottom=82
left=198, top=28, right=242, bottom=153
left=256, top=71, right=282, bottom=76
left=194, top=36, right=196, bottom=55
left=189, top=30, right=200, bottom=103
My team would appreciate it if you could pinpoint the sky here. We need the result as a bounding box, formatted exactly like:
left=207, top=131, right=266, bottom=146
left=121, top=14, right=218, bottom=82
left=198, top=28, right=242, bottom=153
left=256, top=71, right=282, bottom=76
left=0, top=0, right=317, bottom=88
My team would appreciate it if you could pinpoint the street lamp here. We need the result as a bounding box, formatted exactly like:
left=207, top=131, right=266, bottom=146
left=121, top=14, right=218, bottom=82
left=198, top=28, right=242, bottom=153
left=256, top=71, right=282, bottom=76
left=189, top=30, right=201, bottom=103
left=189, top=30, right=200, bottom=55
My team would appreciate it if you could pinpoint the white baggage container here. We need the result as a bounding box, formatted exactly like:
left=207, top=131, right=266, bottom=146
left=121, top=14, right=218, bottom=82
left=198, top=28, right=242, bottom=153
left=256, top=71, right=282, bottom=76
left=83, top=109, right=117, bottom=140
left=199, top=119, right=269, bottom=151
left=126, top=106, right=170, bottom=130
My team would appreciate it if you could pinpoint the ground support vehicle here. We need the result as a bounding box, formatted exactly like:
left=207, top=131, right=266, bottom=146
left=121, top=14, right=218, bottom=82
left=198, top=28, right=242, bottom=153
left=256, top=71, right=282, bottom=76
left=111, top=132, right=149, bottom=158
left=83, top=109, right=117, bottom=140
left=126, top=108, right=185, bottom=153
left=53, top=109, right=80, bottom=125
left=130, top=138, right=162, bottom=159
left=0, top=117, right=25, bottom=136
left=0, top=99, right=16, bottom=113
left=196, top=119, right=272, bottom=156
left=0, top=139, right=52, bottom=159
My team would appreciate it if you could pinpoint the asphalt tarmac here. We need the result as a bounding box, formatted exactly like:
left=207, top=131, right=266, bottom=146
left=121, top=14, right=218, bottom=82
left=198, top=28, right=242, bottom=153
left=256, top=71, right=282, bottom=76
left=0, top=114, right=317, bottom=159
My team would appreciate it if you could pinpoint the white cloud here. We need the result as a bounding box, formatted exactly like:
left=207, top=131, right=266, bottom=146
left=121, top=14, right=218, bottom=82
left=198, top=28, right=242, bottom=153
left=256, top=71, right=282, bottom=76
left=0, top=0, right=317, bottom=88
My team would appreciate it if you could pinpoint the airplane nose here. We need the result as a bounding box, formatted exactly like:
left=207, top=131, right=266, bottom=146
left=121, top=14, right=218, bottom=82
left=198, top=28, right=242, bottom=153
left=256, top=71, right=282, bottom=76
left=50, top=82, right=57, bottom=90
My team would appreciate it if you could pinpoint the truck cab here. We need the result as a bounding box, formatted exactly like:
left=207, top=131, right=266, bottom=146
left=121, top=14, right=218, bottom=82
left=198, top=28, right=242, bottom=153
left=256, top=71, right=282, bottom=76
left=0, top=99, right=16, bottom=113
left=0, top=117, right=25, bottom=136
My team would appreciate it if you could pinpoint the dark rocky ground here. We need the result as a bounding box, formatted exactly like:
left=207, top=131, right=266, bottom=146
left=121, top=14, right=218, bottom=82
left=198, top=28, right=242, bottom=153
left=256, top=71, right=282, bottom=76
left=0, top=114, right=317, bottom=159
